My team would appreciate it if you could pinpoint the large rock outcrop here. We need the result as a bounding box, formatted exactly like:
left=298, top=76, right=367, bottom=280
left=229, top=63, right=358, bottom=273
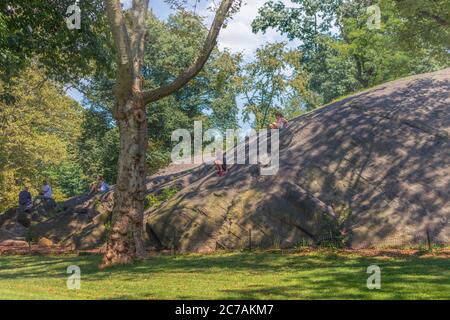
left=1, top=68, right=449, bottom=253
left=145, top=68, right=450, bottom=251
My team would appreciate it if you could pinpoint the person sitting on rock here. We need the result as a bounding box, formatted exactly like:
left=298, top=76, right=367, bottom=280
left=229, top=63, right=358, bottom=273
left=100, top=178, right=110, bottom=193
left=38, top=180, right=52, bottom=200
left=89, top=177, right=100, bottom=195
left=89, top=176, right=110, bottom=194
left=269, top=111, right=288, bottom=130
left=35, top=180, right=53, bottom=201
left=34, top=180, right=55, bottom=206
left=18, top=186, right=33, bottom=212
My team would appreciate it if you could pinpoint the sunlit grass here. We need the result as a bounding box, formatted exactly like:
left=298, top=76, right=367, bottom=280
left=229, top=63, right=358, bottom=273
left=0, top=250, right=448, bottom=299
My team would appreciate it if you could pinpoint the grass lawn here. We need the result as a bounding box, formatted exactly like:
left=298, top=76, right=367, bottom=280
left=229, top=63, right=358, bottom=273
left=0, top=250, right=448, bottom=299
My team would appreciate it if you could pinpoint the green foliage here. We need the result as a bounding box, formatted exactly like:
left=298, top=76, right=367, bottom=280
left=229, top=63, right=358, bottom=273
left=42, top=162, right=89, bottom=197
left=252, top=0, right=343, bottom=53
left=75, top=109, right=119, bottom=184
left=253, top=0, right=449, bottom=104
left=144, top=186, right=179, bottom=210
left=160, top=186, right=179, bottom=200
left=0, top=1, right=115, bottom=208
left=294, top=238, right=310, bottom=249
left=146, top=142, right=172, bottom=175
left=144, top=194, right=161, bottom=210
left=144, top=12, right=242, bottom=135
left=0, top=0, right=111, bottom=76
left=386, top=0, right=450, bottom=51
left=0, top=67, right=83, bottom=211
left=77, top=11, right=242, bottom=184
left=240, top=42, right=316, bottom=128
left=0, top=1, right=112, bottom=87
left=102, top=219, right=112, bottom=242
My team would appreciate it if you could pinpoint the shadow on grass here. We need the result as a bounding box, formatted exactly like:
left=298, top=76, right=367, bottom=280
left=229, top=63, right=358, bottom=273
left=220, top=259, right=450, bottom=299
left=0, top=252, right=448, bottom=299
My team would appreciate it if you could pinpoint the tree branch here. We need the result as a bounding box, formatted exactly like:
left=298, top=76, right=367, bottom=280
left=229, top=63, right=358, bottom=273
left=104, top=0, right=133, bottom=107
left=142, top=0, right=235, bottom=105
left=419, top=11, right=449, bottom=27
left=393, top=0, right=449, bottom=27
left=130, top=0, right=149, bottom=75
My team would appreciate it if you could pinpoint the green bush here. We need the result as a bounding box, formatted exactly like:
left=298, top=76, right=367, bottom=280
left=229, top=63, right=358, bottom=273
left=160, top=186, right=178, bottom=201
left=144, top=186, right=179, bottom=210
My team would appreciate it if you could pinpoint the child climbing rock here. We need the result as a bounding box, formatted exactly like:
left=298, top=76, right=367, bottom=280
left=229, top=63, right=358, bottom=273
left=214, top=150, right=226, bottom=177
left=269, top=111, right=288, bottom=129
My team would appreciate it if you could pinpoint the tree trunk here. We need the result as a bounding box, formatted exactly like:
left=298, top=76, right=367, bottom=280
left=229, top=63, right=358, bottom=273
left=101, top=0, right=235, bottom=267
left=354, top=55, right=369, bottom=88
left=101, top=94, right=148, bottom=267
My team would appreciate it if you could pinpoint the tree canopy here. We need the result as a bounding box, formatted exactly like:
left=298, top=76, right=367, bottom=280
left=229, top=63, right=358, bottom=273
left=0, top=1, right=111, bottom=89
left=0, top=67, right=83, bottom=211
left=252, top=0, right=449, bottom=104
left=0, top=5, right=242, bottom=212
left=240, top=42, right=316, bottom=129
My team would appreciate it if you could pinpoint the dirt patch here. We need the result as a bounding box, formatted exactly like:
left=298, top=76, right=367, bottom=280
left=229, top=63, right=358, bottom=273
left=279, top=247, right=450, bottom=259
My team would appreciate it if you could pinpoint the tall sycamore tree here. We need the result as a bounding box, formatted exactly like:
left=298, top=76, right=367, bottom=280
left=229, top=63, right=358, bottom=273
left=101, top=0, right=237, bottom=267
left=1, top=0, right=238, bottom=267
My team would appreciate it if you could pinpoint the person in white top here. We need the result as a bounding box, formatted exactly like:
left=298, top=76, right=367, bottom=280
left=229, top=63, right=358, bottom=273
left=33, top=180, right=54, bottom=206
left=89, top=176, right=110, bottom=194
left=42, top=181, right=52, bottom=199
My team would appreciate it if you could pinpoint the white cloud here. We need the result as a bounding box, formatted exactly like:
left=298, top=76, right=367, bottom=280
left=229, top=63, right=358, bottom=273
left=219, top=1, right=292, bottom=51
left=121, top=1, right=299, bottom=59
left=201, top=0, right=300, bottom=59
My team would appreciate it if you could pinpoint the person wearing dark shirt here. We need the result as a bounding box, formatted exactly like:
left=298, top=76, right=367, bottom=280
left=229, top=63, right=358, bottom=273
left=18, top=186, right=32, bottom=211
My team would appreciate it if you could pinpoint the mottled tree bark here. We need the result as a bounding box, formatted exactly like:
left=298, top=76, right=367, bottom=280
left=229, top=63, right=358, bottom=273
left=102, top=93, right=148, bottom=266
left=101, top=0, right=149, bottom=267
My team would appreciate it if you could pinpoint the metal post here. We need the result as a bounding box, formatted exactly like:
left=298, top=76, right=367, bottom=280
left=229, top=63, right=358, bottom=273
left=426, top=228, right=432, bottom=252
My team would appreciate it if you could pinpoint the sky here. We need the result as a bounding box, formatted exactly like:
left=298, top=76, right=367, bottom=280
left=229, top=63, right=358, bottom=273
left=146, top=0, right=298, bottom=58
left=67, top=0, right=299, bottom=126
